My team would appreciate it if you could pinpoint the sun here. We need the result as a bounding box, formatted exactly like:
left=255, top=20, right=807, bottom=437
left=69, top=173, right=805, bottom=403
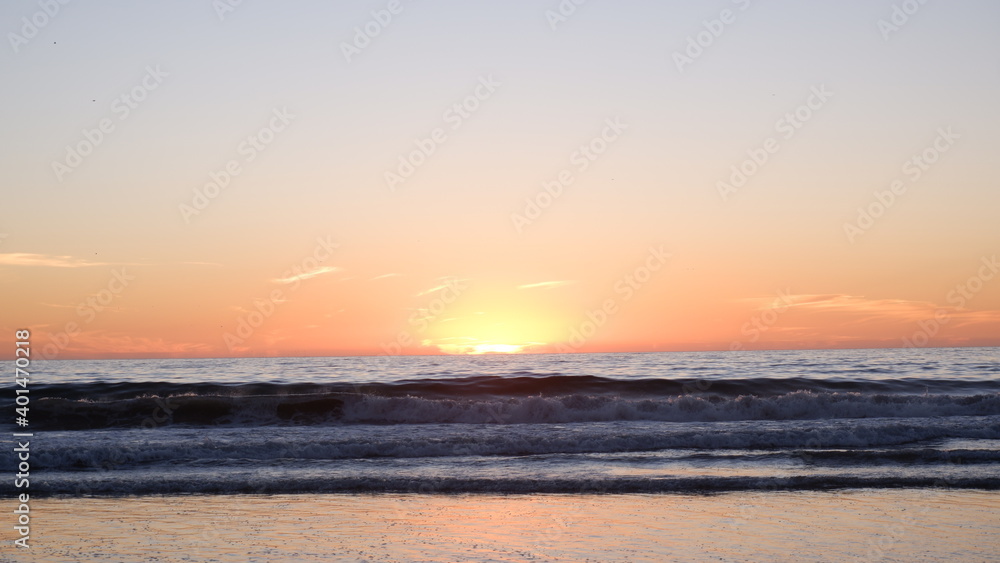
left=430, top=339, right=530, bottom=355
left=468, top=343, right=526, bottom=354
left=471, top=344, right=524, bottom=354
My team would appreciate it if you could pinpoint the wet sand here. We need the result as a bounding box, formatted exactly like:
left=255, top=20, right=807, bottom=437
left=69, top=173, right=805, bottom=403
left=8, top=489, right=999, bottom=562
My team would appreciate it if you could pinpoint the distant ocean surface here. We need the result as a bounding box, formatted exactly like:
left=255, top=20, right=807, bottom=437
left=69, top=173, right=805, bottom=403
left=5, top=348, right=1000, bottom=496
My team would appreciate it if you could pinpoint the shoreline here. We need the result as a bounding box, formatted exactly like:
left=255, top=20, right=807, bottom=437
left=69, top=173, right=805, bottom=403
left=17, top=482, right=1000, bottom=499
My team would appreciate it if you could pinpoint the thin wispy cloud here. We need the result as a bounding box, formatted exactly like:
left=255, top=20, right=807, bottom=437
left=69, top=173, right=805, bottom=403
left=0, top=253, right=110, bottom=268
left=740, top=293, right=936, bottom=316
left=371, top=273, right=402, bottom=280
left=742, top=293, right=1000, bottom=328
left=271, top=266, right=342, bottom=284
left=414, top=277, right=468, bottom=297
left=415, top=283, right=449, bottom=297
left=63, top=331, right=215, bottom=357
left=780, top=294, right=937, bottom=317
left=39, top=302, right=81, bottom=309
left=0, top=253, right=220, bottom=269
left=517, top=280, right=576, bottom=290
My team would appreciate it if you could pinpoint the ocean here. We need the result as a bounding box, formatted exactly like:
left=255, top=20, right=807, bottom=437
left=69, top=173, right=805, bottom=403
left=8, top=347, right=1000, bottom=497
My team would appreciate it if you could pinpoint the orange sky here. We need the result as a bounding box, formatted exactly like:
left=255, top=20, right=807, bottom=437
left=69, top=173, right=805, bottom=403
left=4, top=245, right=999, bottom=360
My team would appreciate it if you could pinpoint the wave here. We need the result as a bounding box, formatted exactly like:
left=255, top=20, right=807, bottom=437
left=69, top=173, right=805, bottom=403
left=20, top=375, right=1000, bottom=401
left=18, top=376, right=1000, bottom=429
left=25, top=417, right=1000, bottom=469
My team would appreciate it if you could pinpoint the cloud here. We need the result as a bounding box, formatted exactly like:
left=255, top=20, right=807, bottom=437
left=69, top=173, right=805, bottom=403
left=371, top=273, right=402, bottom=280
left=517, top=280, right=576, bottom=290
left=39, top=302, right=81, bottom=309
left=415, top=283, right=449, bottom=296
left=739, top=292, right=943, bottom=318
left=271, top=266, right=342, bottom=284
left=415, top=277, right=468, bottom=297
left=778, top=294, right=940, bottom=320
left=738, top=292, right=1000, bottom=337
left=0, top=254, right=219, bottom=269
left=0, top=253, right=110, bottom=268
left=35, top=330, right=215, bottom=359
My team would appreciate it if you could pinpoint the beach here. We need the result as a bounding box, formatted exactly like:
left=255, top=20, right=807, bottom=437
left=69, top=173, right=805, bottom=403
left=13, top=490, right=1000, bottom=562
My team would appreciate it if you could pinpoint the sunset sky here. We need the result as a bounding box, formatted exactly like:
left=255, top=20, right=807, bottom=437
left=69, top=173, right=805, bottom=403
left=2, top=0, right=999, bottom=359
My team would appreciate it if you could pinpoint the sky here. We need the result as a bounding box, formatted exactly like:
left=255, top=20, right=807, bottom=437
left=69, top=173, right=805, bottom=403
left=1, top=0, right=999, bottom=359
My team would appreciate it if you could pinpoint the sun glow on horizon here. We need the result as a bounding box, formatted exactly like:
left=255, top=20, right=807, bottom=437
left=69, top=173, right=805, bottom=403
left=421, top=298, right=566, bottom=355
left=430, top=338, right=536, bottom=355
left=467, top=343, right=527, bottom=354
